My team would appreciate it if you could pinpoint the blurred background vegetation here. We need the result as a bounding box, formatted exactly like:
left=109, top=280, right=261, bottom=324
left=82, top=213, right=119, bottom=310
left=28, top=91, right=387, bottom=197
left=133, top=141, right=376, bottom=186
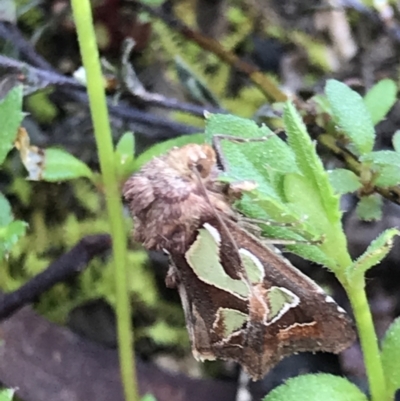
left=1, top=0, right=400, bottom=390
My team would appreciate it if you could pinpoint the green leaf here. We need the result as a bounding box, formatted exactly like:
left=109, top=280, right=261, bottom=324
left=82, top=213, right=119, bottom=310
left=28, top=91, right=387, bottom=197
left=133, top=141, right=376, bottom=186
left=356, top=194, right=383, bottom=221
left=346, top=228, right=399, bottom=281
left=282, top=102, right=354, bottom=271
left=205, top=113, right=298, bottom=178
left=283, top=173, right=330, bottom=232
left=0, top=388, right=15, bottom=401
left=328, top=168, right=362, bottom=194
left=264, top=374, right=368, bottom=401
left=237, top=191, right=322, bottom=248
left=205, top=113, right=299, bottom=203
left=240, top=190, right=309, bottom=230
left=0, top=192, right=27, bottom=260
left=363, top=79, right=397, bottom=125
left=374, top=165, right=400, bottom=187
left=0, top=220, right=27, bottom=260
left=0, top=85, right=23, bottom=165
left=115, top=131, right=135, bottom=177
left=133, top=133, right=205, bottom=171
left=282, top=173, right=343, bottom=271
left=40, top=148, right=93, bottom=181
left=286, top=243, right=339, bottom=271
left=205, top=113, right=308, bottom=239
left=393, top=130, right=400, bottom=153
left=0, top=192, right=12, bottom=226
left=381, top=318, right=400, bottom=398
left=360, top=150, right=400, bottom=166
left=140, top=394, right=157, bottom=401
left=1, top=220, right=27, bottom=245
left=116, top=131, right=135, bottom=160
left=283, top=102, right=341, bottom=224
left=325, top=80, right=375, bottom=155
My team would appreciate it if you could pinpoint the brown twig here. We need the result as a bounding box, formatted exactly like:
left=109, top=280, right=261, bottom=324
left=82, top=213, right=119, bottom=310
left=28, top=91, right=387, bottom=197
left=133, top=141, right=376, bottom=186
left=0, top=23, right=202, bottom=139
left=135, top=2, right=288, bottom=102
left=0, top=234, right=111, bottom=321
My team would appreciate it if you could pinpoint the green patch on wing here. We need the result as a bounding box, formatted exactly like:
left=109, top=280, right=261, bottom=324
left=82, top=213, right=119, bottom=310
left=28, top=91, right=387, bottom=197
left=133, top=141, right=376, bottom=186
left=239, top=248, right=265, bottom=284
left=266, top=287, right=298, bottom=322
left=186, top=224, right=249, bottom=298
left=216, top=308, right=247, bottom=337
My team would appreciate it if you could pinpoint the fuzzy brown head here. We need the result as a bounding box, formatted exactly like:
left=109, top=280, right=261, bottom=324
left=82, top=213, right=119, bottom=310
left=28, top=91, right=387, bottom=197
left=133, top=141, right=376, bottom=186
left=166, top=144, right=217, bottom=180
left=123, top=144, right=233, bottom=253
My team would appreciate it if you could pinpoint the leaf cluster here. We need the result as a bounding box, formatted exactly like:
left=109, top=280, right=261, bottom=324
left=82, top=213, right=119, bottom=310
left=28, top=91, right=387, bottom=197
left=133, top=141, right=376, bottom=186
left=321, top=79, right=399, bottom=220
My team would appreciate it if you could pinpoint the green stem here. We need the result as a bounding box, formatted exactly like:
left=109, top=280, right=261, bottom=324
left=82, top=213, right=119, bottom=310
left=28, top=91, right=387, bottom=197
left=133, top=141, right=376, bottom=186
left=69, top=2, right=139, bottom=401
left=344, top=277, right=388, bottom=401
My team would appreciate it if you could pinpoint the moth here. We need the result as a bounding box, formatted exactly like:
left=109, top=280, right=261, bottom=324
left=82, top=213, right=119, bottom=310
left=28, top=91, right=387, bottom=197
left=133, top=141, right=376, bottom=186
left=123, top=143, right=355, bottom=380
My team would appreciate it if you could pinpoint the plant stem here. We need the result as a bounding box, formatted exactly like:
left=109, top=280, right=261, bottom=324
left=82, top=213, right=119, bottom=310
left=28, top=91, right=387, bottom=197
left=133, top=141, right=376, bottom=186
left=344, top=277, right=388, bottom=401
left=69, top=2, right=139, bottom=401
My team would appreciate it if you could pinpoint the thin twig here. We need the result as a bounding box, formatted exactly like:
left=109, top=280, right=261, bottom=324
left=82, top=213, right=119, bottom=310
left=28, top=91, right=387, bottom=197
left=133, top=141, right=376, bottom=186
left=135, top=1, right=288, bottom=102
left=0, top=23, right=209, bottom=138
left=0, top=53, right=220, bottom=117
left=0, top=234, right=111, bottom=321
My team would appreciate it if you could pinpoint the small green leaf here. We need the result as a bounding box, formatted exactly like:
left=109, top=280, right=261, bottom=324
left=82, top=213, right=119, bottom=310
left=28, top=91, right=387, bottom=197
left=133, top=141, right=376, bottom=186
left=116, top=131, right=135, bottom=159
left=0, top=192, right=12, bottom=226
left=1, top=218, right=27, bottom=243
left=0, top=193, right=27, bottom=260
left=328, top=169, right=362, bottom=194
left=0, top=388, right=15, bottom=401
left=133, top=133, right=205, bottom=171
left=140, top=394, right=157, bottom=401
left=356, top=194, right=383, bottom=221
left=374, top=165, right=400, bottom=187
left=325, top=80, right=375, bottom=155
left=360, top=150, right=400, bottom=166
left=264, top=374, right=368, bottom=401
left=346, top=228, right=399, bottom=281
left=363, top=79, right=397, bottom=125
left=393, top=130, right=400, bottom=153
left=0, top=85, right=23, bottom=165
left=381, top=318, right=400, bottom=398
left=41, top=148, right=93, bottom=181
left=115, top=132, right=135, bottom=177
left=0, top=220, right=28, bottom=260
